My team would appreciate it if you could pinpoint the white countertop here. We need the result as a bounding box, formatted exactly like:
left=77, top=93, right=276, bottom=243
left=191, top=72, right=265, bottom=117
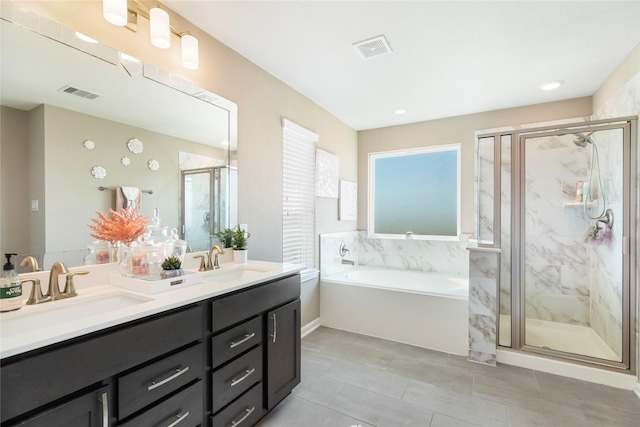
left=0, top=260, right=304, bottom=359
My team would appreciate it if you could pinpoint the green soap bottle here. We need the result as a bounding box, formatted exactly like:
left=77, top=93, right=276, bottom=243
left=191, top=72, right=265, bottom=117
left=0, top=253, right=23, bottom=312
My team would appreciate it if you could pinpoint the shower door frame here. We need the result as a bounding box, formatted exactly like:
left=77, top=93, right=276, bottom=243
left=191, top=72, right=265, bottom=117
left=479, top=116, right=637, bottom=373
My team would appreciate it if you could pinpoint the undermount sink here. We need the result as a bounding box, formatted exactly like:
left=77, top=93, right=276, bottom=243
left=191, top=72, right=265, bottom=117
left=0, top=289, right=153, bottom=338
left=200, top=265, right=274, bottom=283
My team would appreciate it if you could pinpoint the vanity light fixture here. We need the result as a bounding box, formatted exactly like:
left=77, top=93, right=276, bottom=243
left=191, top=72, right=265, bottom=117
left=102, top=0, right=199, bottom=70
left=103, top=0, right=128, bottom=26
left=539, top=80, right=564, bottom=91
left=150, top=7, right=170, bottom=49
left=181, top=33, right=199, bottom=70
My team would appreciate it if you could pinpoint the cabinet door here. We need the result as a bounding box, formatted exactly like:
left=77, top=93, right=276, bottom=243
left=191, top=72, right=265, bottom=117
left=266, top=299, right=301, bottom=410
left=12, top=386, right=109, bottom=427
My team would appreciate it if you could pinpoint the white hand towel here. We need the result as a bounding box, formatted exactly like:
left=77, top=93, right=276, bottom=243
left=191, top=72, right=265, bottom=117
left=121, top=186, right=140, bottom=209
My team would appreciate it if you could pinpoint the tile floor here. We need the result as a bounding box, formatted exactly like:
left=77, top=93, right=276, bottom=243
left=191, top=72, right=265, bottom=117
left=258, top=327, right=640, bottom=427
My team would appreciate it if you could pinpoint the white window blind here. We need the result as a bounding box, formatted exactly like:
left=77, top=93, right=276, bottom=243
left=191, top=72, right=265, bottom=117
left=282, top=119, right=318, bottom=278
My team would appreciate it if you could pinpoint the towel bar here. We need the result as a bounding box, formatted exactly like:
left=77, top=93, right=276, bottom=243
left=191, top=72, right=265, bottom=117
left=99, top=186, right=153, bottom=195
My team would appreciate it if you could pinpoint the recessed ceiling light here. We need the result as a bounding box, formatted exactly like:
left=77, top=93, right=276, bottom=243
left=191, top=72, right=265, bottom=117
left=75, top=32, right=98, bottom=43
left=539, top=80, right=564, bottom=91
left=393, top=109, right=407, bottom=115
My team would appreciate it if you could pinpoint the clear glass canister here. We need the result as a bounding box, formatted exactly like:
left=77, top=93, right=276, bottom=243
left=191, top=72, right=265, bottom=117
left=84, top=241, right=112, bottom=265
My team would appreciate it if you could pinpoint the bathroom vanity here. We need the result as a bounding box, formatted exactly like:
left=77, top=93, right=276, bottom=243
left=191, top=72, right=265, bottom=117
left=0, top=262, right=301, bottom=427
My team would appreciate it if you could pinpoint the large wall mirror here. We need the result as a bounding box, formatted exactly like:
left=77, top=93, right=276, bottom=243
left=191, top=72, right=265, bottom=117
left=0, top=8, right=238, bottom=269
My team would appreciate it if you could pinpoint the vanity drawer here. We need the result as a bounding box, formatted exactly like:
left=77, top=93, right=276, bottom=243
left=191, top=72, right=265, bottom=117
left=211, top=316, right=262, bottom=369
left=211, top=383, right=264, bottom=427
left=119, top=380, right=203, bottom=427
left=118, top=344, right=203, bottom=419
left=1, top=304, right=203, bottom=423
left=211, top=346, right=263, bottom=413
left=211, top=274, right=300, bottom=333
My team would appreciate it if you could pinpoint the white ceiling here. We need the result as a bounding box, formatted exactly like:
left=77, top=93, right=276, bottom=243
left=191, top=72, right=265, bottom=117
left=164, top=0, right=640, bottom=131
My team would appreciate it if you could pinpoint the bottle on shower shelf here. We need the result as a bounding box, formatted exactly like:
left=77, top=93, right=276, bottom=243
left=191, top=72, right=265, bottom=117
left=575, top=181, right=584, bottom=203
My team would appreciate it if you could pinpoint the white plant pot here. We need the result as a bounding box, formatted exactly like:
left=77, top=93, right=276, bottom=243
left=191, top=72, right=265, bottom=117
left=233, top=250, right=248, bottom=263
left=218, top=250, right=234, bottom=265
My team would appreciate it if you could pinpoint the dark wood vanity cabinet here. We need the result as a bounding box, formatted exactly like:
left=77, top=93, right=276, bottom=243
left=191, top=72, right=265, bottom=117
left=1, top=305, right=205, bottom=426
left=266, top=299, right=301, bottom=410
left=208, top=274, right=301, bottom=426
left=11, top=386, right=109, bottom=427
left=0, top=273, right=301, bottom=427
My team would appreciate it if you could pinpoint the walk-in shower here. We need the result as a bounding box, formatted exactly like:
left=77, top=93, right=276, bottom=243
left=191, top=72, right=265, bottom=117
left=477, top=117, right=637, bottom=371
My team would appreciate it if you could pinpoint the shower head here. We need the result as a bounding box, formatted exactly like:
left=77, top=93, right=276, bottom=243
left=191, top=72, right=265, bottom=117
left=572, top=132, right=593, bottom=148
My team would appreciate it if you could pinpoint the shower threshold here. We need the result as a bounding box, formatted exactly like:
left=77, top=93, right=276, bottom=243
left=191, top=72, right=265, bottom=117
left=499, top=315, right=620, bottom=361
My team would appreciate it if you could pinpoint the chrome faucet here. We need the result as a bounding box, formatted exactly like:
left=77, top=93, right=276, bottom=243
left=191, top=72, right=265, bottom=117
left=339, top=243, right=350, bottom=257
left=207, top=245, right=225, bottom=270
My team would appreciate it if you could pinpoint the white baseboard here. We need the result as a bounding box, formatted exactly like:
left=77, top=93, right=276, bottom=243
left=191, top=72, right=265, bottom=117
left=301, top=317, right=321, bottom=338
left=634, top=382, right=640, bottom=400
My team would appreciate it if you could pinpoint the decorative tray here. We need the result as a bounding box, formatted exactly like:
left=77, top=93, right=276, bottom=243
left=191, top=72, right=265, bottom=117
left=109, top=271, right=201, bottom=294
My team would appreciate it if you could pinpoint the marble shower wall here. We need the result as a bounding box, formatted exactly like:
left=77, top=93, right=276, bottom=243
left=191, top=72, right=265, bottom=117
left=523, top=135, right=594, bottom=326
left=591, top=71, right=640, bottom=363
left=468, top=248, right=499, bottom=365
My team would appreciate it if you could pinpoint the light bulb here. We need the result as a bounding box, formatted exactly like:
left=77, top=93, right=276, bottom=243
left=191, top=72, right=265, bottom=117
left=181, top=34, right=199, bottom=70
left=103, top=0, right=127, bottom=27
left=150, top=7, right=170, bottom=49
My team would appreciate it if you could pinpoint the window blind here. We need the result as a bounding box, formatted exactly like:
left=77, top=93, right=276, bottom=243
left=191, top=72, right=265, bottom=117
left=282, top=119, right=318, bottom=277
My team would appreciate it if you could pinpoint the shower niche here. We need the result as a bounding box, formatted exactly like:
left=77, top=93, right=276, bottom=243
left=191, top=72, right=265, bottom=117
left=476, top=117, right=637, bottom=371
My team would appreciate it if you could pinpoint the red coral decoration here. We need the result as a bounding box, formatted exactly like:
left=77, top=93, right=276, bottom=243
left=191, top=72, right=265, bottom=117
left=88, top=206, right=149, bottom=247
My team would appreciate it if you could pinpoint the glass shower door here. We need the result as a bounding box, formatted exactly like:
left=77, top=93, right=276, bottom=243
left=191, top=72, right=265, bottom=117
left=521, top=126, right=628, bottom=363
left=181, top=168, right=214, bottom=252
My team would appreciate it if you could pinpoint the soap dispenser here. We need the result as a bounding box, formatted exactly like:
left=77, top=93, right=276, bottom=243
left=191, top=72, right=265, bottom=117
left=1, top=253, right=23, bottom=312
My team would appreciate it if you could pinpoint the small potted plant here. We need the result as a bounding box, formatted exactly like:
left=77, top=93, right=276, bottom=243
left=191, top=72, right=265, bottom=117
left=160, top=255, right=184, bottom=279
left=214, top=228, right=235, bottom=249
left=405, top=231, right=414, bottom=239
left=232, top=225, right=250, bottom=263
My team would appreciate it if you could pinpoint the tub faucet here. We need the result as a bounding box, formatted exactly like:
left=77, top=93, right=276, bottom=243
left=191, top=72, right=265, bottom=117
left=339, top=243, right=350, bottom=257
left=341, top=259, right=355, bottom=266
left=207, top=245, right=224, bottom=270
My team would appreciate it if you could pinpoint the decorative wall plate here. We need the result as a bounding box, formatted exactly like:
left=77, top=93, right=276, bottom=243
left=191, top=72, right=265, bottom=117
left=127, top=138, right=143, bottom=154
left=83, top=140, right=95, bottom=150
left=91, top=166, right=107, bottom=179
left=148, top=159, right=160, bottom=171
left=121, top=156, right=131, bottom=166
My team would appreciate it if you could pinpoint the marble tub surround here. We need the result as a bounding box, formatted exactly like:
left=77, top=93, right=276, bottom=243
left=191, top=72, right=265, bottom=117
left=467, top=243, right=500, bottom=366
left=320, top=231, right=470, bottom=277
left=357, top=231, right=470, bottom=276
left=319, top=231, right=359, bottom=276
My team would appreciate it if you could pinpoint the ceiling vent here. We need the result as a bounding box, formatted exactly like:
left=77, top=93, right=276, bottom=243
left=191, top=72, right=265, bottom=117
left=58, top=85, right=100, bottom=100
left=353, top=35, right=393, bottom=60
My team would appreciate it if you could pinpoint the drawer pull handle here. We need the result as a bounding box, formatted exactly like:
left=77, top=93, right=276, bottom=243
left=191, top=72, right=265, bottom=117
left=270, top=313, right=277, bottom=343
left=148, top=366, right=190, bottom=391
left=100, top=391, right=109, bottom=427
left=230, top=332, right=256, bottom=349
left=230, top=368, right=255, bottom=387
left=231, top=407, right=255, bottom=426
left=167, top=411, right=189, bottom=427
